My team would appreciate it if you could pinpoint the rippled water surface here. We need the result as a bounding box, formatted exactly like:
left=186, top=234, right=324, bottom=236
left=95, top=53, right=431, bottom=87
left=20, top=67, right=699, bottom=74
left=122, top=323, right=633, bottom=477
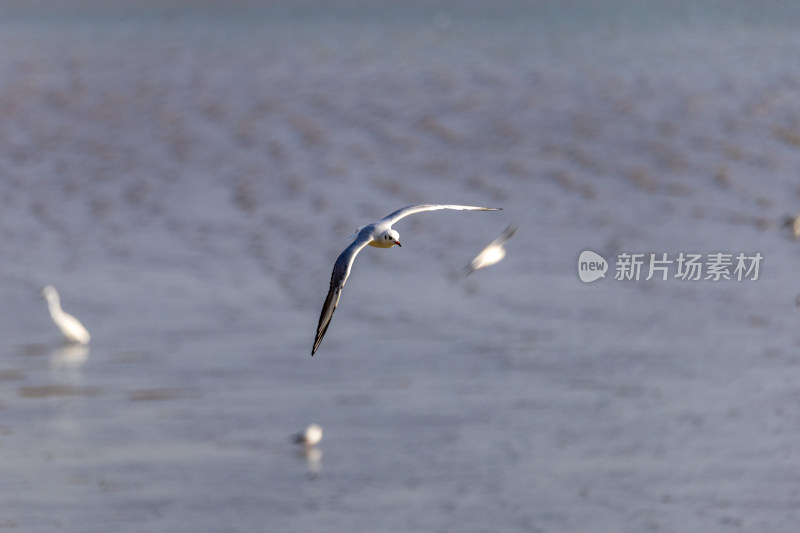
left=1, top=2, right=799, bottom=532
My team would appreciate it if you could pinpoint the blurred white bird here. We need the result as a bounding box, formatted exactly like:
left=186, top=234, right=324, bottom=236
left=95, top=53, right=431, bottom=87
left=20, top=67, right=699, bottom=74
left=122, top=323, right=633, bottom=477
left=292, top=424, right=323, bottom=479
left=41, top=285, right=91, bottom=345
left=292, top=423, right=323, bottom=447
left=464, top=223, right=518, bottom=275
left=782, top=215, right=800, bottom=239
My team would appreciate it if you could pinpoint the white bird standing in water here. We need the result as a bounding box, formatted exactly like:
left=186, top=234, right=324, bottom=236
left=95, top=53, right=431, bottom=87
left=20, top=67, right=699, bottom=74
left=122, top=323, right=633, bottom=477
left=293, top=423, right=323, bottom=447
left=41, top=285, right=91, bottom=345
left=312, top=204, right=501, bottom=355
left=464, top=223, right=518, bottom=275
left=292, top=424, right=323, bottom=479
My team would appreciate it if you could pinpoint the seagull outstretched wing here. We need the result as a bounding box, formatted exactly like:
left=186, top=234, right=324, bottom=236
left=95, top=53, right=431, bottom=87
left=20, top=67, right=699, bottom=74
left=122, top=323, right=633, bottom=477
left=312, top=230, right=373, bottom=355
left=381, top=204, right=501, bottom=226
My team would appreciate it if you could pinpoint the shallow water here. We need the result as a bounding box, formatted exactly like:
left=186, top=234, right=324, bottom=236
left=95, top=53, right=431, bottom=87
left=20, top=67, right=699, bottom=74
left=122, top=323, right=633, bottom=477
left=1, top=2, right=799, bottom=532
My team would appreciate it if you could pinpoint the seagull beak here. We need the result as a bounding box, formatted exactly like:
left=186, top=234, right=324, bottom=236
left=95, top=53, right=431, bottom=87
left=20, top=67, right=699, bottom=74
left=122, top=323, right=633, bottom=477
left=395, top=241, right=402, bottom=247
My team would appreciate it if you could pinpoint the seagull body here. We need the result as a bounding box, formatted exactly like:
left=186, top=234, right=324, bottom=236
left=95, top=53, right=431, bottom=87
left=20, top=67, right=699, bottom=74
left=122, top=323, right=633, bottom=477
left=312, top=204, right=501, bottom=355
left=464, top=223, right=518, bottom=275
left=293, top=423, right=323, bottom=447
left=41, top=285, right=91, bottom=345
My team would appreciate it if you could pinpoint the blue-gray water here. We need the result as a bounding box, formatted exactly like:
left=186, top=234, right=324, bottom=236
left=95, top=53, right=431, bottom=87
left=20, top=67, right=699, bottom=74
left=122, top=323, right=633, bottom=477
left=1, top=2, right=799, bottom=532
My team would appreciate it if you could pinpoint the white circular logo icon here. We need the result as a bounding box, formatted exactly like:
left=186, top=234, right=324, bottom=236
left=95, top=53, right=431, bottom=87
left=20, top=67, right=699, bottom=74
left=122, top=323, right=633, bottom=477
left=578, top=250, right=608, bottom=283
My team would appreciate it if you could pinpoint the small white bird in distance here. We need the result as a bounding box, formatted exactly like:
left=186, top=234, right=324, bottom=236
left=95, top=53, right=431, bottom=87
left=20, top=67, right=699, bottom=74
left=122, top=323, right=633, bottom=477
left=313, top=203, right=501, bottom=355
left=293, top=424, right=323, bottom=447
left=41, top=285, right=91, bottom=345
left=464, top=223, right=518, bottom=275
left=782, top=215, right=800, bottom=239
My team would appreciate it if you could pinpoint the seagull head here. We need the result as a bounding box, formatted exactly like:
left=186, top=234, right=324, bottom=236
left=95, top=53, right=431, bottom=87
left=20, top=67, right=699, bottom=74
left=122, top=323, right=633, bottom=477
left=388, top=229, right=401, bottom=247
left=374, top=229, right=401, bottom=248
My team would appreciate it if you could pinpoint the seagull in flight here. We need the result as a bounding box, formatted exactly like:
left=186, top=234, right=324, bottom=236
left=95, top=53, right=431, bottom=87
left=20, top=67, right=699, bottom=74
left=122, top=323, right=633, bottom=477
left=464, top=223, right=518, bottom=275
left=312, top=204, right=501, bottom=355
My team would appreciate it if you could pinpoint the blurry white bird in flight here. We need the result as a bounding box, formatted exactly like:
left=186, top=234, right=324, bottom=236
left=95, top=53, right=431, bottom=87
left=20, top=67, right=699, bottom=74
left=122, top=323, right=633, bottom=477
left=464, top=223, right=517, bottom=275
left=41, top=285, right=91, bottom=345
left=312, top=204, right=501, bottom=355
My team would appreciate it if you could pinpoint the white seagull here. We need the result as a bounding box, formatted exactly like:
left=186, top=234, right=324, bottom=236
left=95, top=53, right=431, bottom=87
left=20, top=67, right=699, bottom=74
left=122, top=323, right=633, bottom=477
left=293, top=424, right=323, bottom=447
left=312, top=204, right=501, bottom=355
left=464, top=223, right=518, bottom=275
left=41, top=285, right=91, bottom=345
left=292, top=424, right=323, bottom=479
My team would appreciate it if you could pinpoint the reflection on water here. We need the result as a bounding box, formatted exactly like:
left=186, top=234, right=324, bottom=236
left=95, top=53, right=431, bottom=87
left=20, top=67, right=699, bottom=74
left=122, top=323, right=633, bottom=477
left=300, top=446, right=323, bottom=479
left=49, top=344, right=90, bottom=372
left=49, top=344, right=90, bottom=386
left=18, top=383, right=101, bottom=398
